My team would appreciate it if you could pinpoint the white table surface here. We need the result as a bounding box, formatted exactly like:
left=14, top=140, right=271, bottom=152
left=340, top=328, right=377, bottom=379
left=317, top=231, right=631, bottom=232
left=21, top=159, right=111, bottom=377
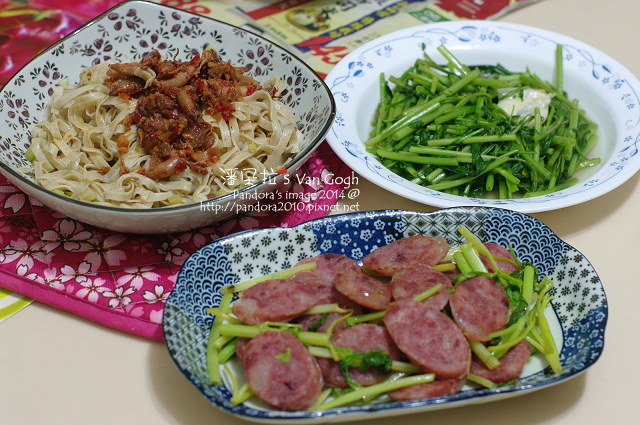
left=2, top=0, right=639, bottom=423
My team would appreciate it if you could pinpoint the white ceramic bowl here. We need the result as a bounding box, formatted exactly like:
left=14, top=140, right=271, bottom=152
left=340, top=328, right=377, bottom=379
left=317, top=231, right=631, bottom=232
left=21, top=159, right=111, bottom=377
left=325, top=21, right=640, bottom=213
left=0, top=0, right=335, bottom=234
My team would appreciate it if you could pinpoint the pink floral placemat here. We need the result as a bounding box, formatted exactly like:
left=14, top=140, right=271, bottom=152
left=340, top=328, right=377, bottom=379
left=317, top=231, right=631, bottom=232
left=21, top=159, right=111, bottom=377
left=0, top=140, right=352, bottom=340
left=0, top=0, right=353, bottom=340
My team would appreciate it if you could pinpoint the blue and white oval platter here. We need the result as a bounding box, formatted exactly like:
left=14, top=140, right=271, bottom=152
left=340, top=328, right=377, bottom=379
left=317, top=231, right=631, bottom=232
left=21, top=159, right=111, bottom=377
left=163, top=207, right=607, bottom=423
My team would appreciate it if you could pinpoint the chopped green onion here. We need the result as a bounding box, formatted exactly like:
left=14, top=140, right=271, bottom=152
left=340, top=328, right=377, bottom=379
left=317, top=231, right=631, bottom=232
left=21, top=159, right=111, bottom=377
left=25, top=146, right=35, bottom=162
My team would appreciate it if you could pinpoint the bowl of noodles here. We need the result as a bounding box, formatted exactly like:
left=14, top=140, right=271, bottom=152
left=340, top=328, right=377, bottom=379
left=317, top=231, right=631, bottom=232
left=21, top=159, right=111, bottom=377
left=0, top=0, right=335, bottom=234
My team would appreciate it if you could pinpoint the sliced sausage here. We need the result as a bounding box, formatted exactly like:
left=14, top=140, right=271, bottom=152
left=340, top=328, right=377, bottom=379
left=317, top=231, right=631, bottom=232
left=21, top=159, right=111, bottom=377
left=293, top=270, right=363, bottom=312
left=449, top=275, right=510, bottom=341
left=317, top=324, right=402, bottom=388
left=362, top=235, right=450, bottom=277
left=290, top=270, right=332, bottom=286
left=390, top=264, right=452, bottom=311
left=235, top=337, right=250, bottom=366
left=231, top=278, right=316, bottom=325
left=482, top=243, right=518, bottom=273
left=243, top=331, right=323, bottom=410
left=334, top=269, right=391, bottom=311
left=290, top=270, right=362, bottom=335
left=470, top=340, right=531, bottom=383
left=295, top=253, right=362, bottom=282
left=384, top=298, right=470, bottom=380
left=388, top=378, right=463, bottom=401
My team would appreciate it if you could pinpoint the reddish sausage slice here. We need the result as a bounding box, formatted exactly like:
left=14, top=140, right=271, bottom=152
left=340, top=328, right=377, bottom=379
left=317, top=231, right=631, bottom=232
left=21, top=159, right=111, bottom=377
left=334, top=269, right=391, bottom=311
left=482, top=243, right=518, bottom=273
left=317, top=324, right=402, bottom=388
left=295, top=253, right=362, bottom=282
left=292, top=270, right=363, bottom=312
left=390, top=264, right=452, bottom=310
left=235, top=337, right=250, bottom=366
left=388, top=378, right=463, bottom=401
left=362, top=235, right=450, bottom=277
left=231, top=278, right=316, bottom=325
left=243, top=331, right=323, bottom=410
left=290, top=270, right=332, bottom=286
left=291, top=269, right=363, bottom=333
left=450, top=275, right=509, bottom=341
left=470, top=340, right=531, bottom=383
left=385, top=298, right=470, bottom=380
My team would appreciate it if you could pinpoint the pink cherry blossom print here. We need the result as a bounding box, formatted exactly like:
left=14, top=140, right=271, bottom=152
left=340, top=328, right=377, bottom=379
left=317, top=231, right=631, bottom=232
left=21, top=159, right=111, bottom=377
left=117, top=266, right=160, bottom=291
left=0, top=183, right=30, bottom=214
left=103, top=285, right=136, bottom=309
left=142, top=284, right=168, bottom=304
left=76, top=277, right=108, bottom=303
left=82, top=234, right=128, bottom=269
left=40, top=218, right=93, bottom=253
left=58, top=261, right=97, bottom=285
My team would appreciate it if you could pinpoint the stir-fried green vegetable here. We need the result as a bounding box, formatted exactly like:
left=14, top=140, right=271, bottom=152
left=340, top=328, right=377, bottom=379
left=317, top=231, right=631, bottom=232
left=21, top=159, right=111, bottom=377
left=367, top=44, right=600, bottom=198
